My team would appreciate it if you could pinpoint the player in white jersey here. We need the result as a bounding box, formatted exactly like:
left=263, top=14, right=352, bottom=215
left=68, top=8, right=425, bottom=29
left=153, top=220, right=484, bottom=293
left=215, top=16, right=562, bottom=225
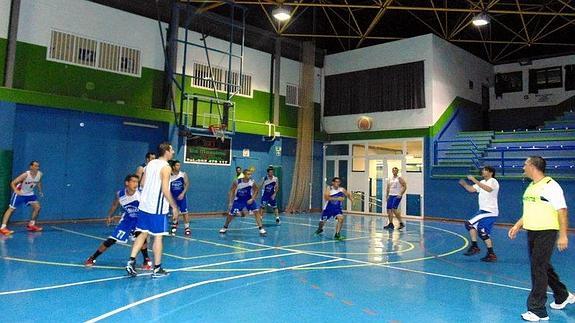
left=169, top=160, right=190, bottom=236
left=459, top=166, right=499, bottom=262
left=84, top=174, right=151, bottom=269
left=0, top=161, right=44, bottom=235
left=219, top=169, right=266, bottom=235
left=260, top=167, right=280, bottom=224
left=384, top=167, right=407, bottom=230
left=126, top=143, right=178, bottom=278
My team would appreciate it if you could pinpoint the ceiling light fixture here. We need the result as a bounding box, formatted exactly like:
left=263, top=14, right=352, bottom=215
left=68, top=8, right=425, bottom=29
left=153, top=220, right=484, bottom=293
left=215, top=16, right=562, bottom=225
left=472, top=12, right=490, bottom=26
left=272, top=7, right=291, bottom=21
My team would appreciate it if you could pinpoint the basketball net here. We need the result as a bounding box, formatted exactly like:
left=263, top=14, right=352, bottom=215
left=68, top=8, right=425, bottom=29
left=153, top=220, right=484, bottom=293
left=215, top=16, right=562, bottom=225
left=209, top=124, right=227, bottom=142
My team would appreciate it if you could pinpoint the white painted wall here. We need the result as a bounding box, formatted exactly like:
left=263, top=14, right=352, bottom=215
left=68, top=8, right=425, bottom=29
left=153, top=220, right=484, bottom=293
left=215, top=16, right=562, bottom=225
left=323, top=34, right=434, bottom=133
left=492, top=54, right=575, bottom=110
left=17, top=0, right=167, bottom=71
left=431, top=36, right=492, bottom=123
left=322, top=34, right=493, bottom=133
left=0, top=0, right=10, bottom=39
left=13, top=0, right=322, bottom=102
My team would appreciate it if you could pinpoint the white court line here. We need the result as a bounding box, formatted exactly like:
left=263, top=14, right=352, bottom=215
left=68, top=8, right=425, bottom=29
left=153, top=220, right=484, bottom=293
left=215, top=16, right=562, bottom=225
left=51, top=226, right=187, bottom=260
left=0, top=275, right=140, bottom=296
left=0, top=251, right=304, bottom=296
left=236, top=240, right=542, bottom=294
left=84, top=258, right=342, bottom=323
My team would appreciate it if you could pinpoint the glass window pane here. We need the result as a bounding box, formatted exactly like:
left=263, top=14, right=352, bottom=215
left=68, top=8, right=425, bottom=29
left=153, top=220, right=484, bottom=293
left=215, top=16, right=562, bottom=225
left=406, top=140, right=423, bottom=172
left=367, top=142, right=403, bottom=155
left=352, top=144, right=366, bottom=156
left=326, top=144, right=349, bottom=156
left=352, top=158, right=365, bottom=172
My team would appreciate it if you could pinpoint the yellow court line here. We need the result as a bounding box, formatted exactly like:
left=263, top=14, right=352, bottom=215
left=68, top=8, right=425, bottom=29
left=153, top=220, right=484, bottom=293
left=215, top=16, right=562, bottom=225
left=51, top=226, right=186, bottom=260
left=1, top=256, right=125, bottom=270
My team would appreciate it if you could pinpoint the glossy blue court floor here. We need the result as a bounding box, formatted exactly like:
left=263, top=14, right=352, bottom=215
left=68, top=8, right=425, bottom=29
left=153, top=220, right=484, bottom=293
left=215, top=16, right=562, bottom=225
left=0, top=214, right=574, bottom=322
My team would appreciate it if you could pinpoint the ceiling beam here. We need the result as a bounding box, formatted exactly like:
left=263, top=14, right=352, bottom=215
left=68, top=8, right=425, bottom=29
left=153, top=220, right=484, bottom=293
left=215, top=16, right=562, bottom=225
left=429, top=0, right=446, bottom=38
left=320, top=3, right=347, bottom=51
left=356, top=0, right=394, bottom=48
left=514, top=0, right=531, bottom=44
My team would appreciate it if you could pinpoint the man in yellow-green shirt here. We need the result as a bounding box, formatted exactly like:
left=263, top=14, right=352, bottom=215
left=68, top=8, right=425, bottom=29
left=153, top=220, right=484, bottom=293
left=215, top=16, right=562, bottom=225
left=508, top=156, right=574, bottom=321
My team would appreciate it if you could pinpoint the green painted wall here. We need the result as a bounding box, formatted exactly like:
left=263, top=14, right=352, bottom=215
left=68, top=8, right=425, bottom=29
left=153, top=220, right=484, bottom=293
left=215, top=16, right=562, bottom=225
left=6, top=40, right=322, bottom=138
left=13, top=41, right=164, bottom=108
left=0, top=38, right=6, bottom=85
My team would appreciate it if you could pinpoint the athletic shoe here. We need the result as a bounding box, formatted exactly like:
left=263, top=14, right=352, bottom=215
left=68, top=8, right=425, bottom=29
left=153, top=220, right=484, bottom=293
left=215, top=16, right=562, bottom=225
left=141, top=258, right=152, bottom=271
left=480, top=253, right=497, bottom=262
left=219, top=227, right=227, bottom=234
left=383, top=223, right=394, bottom=230
left=152, top=267, right=169, bottom=278
left=398, top=222, right=405, bottom=230
left=314, top=228, right=323, bottom=235
left=463, top=246, right=481, bottom=256
left=275, top=217, right=280, bottom=224
left=169, top=224, right=177, bottom=236
left=184, top=228, right=191, bottom=236
left=334, top=233, right=346, bottom=241
left=84, top=257, right=96, bottom=267
left=126, top=261, right=138, bottom=277
left=0, top=228, right=14, bottom=236
left=26, top=224, right=43, bottom=232
left=259, top=228, right=267, bottom=235
left=550, top=292, right=575, bottom=310
left=521, top=311, right=549, bottom=321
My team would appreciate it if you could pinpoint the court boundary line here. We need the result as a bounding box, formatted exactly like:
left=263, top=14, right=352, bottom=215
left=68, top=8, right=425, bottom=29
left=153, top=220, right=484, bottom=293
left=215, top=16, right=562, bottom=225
left=84, top=258, right=343, bottom=323
left=235, top=240, right=540, bottom=294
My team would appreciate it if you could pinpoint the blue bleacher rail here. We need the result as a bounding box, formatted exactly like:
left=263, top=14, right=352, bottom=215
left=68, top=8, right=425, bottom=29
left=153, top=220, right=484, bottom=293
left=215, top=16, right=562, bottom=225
left=433, top=139, right=482, bottom=168
left=485, top=145, right=575, bottom=175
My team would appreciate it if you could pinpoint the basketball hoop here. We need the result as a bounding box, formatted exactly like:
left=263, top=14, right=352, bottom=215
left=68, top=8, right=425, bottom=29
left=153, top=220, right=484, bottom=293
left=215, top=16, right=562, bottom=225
left=209, top=124, right=227, bottom=142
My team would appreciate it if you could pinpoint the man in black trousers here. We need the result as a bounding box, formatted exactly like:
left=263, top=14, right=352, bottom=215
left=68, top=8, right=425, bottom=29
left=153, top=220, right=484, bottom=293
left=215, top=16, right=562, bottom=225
left=508, top=156, right=574, bottom=321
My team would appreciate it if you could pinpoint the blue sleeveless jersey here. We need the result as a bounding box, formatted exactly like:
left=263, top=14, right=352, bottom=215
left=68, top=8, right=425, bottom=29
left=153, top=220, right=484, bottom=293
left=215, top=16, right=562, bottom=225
left=323, top=186, right=345, bottom=212
left=235, top=179, right=255, bottom=202
left=170, top=171, right=186, bottom=196
left=262, top=176, right=277, bottom=199
left=118, top=189, right=140, bottom=218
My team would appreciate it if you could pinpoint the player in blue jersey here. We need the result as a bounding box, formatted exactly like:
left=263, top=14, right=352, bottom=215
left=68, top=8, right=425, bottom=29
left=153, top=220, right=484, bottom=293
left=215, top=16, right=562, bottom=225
left=169, top=160, right=190, bottom=236
left=84, top=174, right=151, bottom=269
left=219, top=169, right=266, bottom=235
left=260, top=166, right=280, bottom=224
left=315, top=177, right=353, bottom=241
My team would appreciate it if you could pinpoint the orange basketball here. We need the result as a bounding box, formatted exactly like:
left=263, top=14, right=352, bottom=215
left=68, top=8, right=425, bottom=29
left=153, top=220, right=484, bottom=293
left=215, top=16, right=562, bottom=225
left=357, top=116, right=372, bottom=130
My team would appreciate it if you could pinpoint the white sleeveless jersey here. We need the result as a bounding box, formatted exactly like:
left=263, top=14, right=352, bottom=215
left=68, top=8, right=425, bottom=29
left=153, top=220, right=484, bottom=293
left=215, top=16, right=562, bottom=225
left=323, top=186, right=345, bottom=210
left=139, top=159, right=170, bottom=215
left=17, top=171, right=42, bottom=196
left=388, top=177, right=403, bottom=196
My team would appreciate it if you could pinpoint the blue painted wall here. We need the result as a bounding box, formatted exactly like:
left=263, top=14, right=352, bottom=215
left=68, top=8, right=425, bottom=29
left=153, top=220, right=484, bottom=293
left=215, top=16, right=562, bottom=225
left=1, top=102, right=323, bottom=221
left=171, top=132, right=324, bottom=213
left=8, top=103, right=168, bottom=221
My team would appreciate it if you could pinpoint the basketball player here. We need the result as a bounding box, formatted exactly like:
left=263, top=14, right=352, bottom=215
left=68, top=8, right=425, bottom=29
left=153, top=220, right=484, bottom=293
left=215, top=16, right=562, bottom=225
left=384, top=167, right=407, bottom=230
left=169, top=160, right=190, bottom=236
left=126, top=143, right=178, bottom=278
left=458, top=166, right=499, bottom=262
left=0, top=161, right=44, bottom=235
left=84, top=174, right=151, bottom=269
left=219, top=169, right=266, bottom=235
left=314, top=177, right=353, bottom=241
left=135, top=152, right=155, bottom=184
left=260, top=166, right=280, bottom=224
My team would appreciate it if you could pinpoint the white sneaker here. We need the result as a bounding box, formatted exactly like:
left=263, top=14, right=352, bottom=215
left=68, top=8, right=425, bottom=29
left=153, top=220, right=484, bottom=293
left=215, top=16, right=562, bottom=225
left=550, top=292, right=575, bottom=310
left=219, top=227, right=227, bottom=234
left=521, top=311, right=549, bottom=321
left=259, top=228, right=267, bottom=235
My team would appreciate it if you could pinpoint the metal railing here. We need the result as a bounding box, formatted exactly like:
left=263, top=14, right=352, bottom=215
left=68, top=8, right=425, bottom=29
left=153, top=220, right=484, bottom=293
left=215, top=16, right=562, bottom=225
left=484, top=145, right=575, bottom=175
left=433, top=139, right=483, bottom=168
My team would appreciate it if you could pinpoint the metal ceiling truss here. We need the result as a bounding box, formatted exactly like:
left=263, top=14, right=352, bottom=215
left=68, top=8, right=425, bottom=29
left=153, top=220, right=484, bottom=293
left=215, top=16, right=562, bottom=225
left=183, top=0, right=575, bottom=63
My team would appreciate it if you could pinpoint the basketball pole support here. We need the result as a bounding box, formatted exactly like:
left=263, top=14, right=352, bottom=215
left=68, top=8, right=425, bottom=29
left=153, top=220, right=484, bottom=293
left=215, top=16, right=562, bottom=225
left=163, top=2, right=247, bottom=136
